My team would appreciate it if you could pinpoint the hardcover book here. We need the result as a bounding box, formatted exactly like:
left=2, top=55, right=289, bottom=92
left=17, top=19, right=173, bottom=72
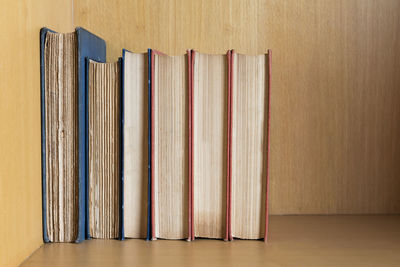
left=42, top=34, right=270, bottom=241
left=190, top=51, right=229, bottom=240
left=121, top=49, right=150, bottom=239
left=150, top=50, right=190, bottom=240
left=227, top=50, right=271, bottom=240
left=86, top=59, right=121, bottom=239
left=40, top=27, right=106, bottom=243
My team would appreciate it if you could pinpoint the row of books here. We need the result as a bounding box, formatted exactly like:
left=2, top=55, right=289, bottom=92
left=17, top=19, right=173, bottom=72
left=41, top=27, right=271, bottom=243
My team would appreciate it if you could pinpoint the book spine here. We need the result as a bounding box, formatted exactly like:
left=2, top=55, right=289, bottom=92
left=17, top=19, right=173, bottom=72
left=188, top=50, right=195, bottom=241
left=146, top=49, right=152, bottom=241
left=150, top=50, right=156, bottom=240
left=119, top=56, right=125, bottom=240
left=226, top=50, right=233, bottom=241
left=77, top=27, right=107, bottom=242
left=84, top=57, right=90, bottom=241
left=264, top=50, right=272, bottom=241
left=40, top=27, right=50, bottom=243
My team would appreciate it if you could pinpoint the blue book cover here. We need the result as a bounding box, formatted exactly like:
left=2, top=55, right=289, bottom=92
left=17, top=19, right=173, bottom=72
left=40, top=27, right=106, bottom=243
left=147, top=49, right=152, bottom=240
left=119, top=55, right=125, bottom=241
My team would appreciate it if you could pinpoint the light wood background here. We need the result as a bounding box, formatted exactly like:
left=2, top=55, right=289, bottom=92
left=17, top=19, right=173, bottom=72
left=0, top=1, right=73, bottom=266
left=75, top=0, right=400, bottom=214
left=1, top=1, right=400, bottom=265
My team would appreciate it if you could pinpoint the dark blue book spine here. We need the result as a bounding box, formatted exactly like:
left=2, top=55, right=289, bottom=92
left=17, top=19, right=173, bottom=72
left=84, top=57, right=90, bottom=240
left=40, top=27, right=54, bottom=243
left=147, top=49, right=152, bottom=240
left=119, top=55, right=125, bottom=240
left=77, top=27, right=106, bottom=242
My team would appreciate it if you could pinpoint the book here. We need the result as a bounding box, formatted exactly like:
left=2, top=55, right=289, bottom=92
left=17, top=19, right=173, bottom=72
left=189, top=50, right=271, bottom=241
left=121, top=49, right=150, bottom=239
left=150, top=50, right=190, bottom=240
left=190, top=51, right=229, bottom=240
left=86, top=59, right=121, bottom=239
left=227, top=50, right=271, bottom=240
left=41, top=31, right=270, bottom=241
left=40, top=27, right=106, bottom=243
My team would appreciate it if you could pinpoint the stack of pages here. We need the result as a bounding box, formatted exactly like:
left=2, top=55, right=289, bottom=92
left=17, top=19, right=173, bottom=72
left=40, top=28, right=271, bottom=243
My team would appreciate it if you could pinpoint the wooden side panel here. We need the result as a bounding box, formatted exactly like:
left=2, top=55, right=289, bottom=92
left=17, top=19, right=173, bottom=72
left=0, top=0, right=73, bottom=266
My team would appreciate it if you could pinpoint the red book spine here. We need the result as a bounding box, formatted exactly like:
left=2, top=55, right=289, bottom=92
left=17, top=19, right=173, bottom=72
left=226, top=50, right=233, bottom=241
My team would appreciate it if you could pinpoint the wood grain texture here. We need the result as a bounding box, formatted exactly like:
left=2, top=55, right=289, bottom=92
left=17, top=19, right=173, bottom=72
left=0, top=0, right=73, bottom=266
left=74, top=0, right=400, bottom=214
left=22, top=216, right=400, bottom=267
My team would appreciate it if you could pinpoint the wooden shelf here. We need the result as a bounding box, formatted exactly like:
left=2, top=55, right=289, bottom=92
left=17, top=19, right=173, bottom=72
left=22, top=215, right=400, bottom=266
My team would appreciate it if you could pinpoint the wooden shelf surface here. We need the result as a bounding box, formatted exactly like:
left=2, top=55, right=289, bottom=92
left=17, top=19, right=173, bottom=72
left=22, top=215, right=400, bottom=266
